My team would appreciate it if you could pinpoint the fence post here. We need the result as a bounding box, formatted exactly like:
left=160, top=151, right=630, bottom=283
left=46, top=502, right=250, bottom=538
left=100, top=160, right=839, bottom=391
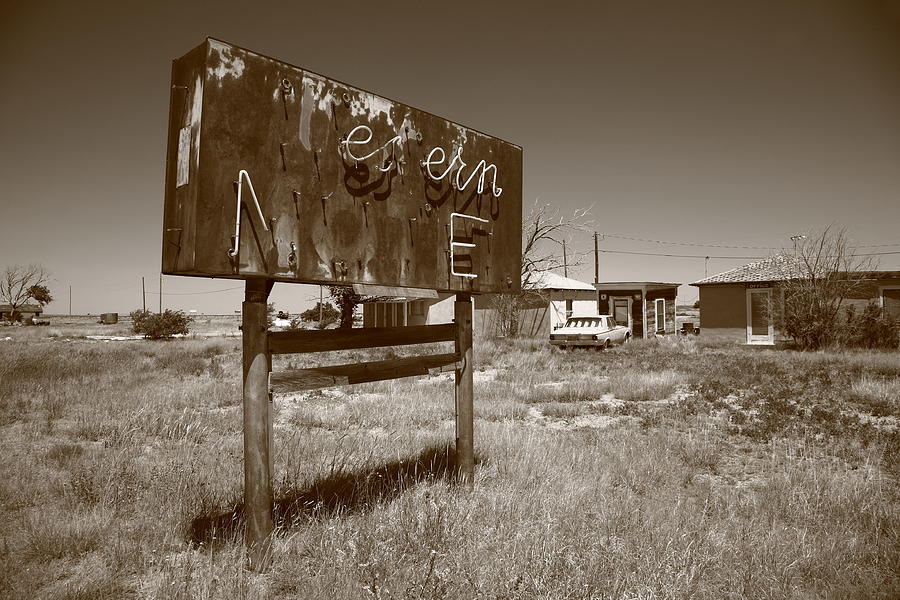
left=454, top=292, right=475, bottom=487
left=242, top=278, right=274, bottom=571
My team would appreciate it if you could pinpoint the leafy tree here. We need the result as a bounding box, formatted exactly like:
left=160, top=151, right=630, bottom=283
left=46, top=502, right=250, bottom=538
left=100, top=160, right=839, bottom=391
left=327, top=285, right=365, bottom=329
left=27, top=284, right=53, bottom=307
left=1, top=264, right=50, bottom=321
left=130, top=309, right=192, bottom=339
left=299, top=302, right=340, bottom=327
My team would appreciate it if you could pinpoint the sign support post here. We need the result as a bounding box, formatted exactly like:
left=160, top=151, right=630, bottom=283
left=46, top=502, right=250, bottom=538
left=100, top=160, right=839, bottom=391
left=242, top=278, right=274, bottom=571
left=454, top=293, right=475, bottom=487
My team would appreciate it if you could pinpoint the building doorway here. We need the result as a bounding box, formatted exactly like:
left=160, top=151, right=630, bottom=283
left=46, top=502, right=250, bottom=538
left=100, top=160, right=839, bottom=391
left=746, top=288, right=774, bottom=344
left=610, top=296, right=632, bottom=331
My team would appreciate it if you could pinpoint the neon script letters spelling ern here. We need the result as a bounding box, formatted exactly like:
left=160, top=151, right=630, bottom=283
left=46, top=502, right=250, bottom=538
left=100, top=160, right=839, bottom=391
left=339, top=125, right=503, bottom=198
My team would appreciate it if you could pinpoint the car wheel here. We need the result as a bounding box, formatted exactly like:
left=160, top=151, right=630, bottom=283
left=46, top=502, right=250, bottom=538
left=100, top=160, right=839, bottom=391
left=623, top=333, right=630, bottom=344
left=603, top=339, right=611, bottom=350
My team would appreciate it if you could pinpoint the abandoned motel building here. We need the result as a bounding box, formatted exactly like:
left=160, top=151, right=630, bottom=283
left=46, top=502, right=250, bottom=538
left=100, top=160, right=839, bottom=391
left=361, top=256, right=900, bottom=346
left=0, top=303, right=44, bottom=322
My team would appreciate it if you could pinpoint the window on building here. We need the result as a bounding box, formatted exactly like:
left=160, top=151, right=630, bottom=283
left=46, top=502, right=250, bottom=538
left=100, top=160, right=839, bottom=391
left=655, top=298, right=665, bottom=332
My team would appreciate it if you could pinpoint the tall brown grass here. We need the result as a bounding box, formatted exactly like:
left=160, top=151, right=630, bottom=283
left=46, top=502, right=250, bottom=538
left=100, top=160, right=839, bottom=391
left=0, top=335, right=897, bottom=598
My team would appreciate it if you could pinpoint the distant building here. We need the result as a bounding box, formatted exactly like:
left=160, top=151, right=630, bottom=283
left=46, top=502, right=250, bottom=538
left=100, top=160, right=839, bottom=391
left=691, top=256, right=900, bottom=345
left=361, top=272, right=598, bottom=337
left=0, top=303, right=43, bottom=322
left=595, top=282, right=680, bottom=339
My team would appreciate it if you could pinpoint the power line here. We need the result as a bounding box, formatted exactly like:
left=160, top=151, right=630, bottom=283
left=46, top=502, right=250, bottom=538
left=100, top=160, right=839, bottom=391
left=143, top=286, right=243, bottom=296
left=597, top=232, right=899, bottom=251
left=598, top=249, right=900, bottom=259
left=598, top=233, right=775, bottom=250
left=600, top=249, right=766, bottom=260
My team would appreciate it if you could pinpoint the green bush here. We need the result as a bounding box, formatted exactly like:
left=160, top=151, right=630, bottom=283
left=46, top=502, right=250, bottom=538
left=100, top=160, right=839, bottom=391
left=298, top=302, right=340, bottom=327
left=844, top=303, right=900, bottom=349
left=130, top=309, right=192, bottom=339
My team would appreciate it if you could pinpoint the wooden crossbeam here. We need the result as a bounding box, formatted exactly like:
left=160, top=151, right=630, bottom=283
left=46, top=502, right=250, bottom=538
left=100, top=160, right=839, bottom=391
left=270, top=352, right=460, bottom=393
left=268, top=323, right=456, bottom=355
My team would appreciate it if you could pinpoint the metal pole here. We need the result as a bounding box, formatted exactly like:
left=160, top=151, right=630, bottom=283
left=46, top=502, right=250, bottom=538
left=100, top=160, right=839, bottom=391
left=562, top=240, right=568, bottom=278
left=454, top=292, right=474, bottom=488
left=142, top=277, right=146, bottom=312
left=319, top=285, right=323, bottom=324
left=68, top=285, right=72, bottom=316
left=159, top=273, right=163, bottom=313
left=705, top=257, right=709, bottom=278
left=594, top=233, right=600, bottom=312
left=242, top=278, right=274, bottom=571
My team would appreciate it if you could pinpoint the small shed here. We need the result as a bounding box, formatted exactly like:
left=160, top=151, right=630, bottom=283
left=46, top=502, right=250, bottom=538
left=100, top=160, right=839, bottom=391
left=595, top=282, right=679, bottom=339
left=502, top=272, right=599, bottom=336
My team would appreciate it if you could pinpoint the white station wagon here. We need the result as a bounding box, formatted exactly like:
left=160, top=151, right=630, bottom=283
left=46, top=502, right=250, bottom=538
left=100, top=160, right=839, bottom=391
left=549, top=315, right=631, bottom=349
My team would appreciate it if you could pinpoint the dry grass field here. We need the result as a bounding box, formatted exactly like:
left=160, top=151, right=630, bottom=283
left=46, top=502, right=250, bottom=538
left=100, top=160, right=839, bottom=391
left=1, top=329, right=898, bottom=599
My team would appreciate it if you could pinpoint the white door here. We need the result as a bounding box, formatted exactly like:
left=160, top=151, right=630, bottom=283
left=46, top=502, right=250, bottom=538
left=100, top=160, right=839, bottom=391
left=746, top=289, right=774, bottom=344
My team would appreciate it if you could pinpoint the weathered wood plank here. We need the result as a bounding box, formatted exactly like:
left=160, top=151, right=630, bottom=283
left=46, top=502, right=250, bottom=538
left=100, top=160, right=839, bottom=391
left=242, top=278, right=274, bottom=571
left=351, top=284, right=439, bottom=299
left=270, top=353, right=459, bottom=393
left=454, top=293, right=475, bottom=487
left=268, top=324, right=456, bottom=355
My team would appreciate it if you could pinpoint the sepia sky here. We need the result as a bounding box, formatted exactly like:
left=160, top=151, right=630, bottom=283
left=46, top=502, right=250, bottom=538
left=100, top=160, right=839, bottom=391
left=2, top=0, right=899, bottom=314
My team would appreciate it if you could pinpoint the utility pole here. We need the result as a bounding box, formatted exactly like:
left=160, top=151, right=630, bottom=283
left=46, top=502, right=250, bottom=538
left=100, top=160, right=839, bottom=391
left=68, top=285, right=72, bottom=316
left=142, top=277, right=146, bottom=312
left=562, top=239, right=568, bottom=278
left=705, top=256, right=709, bottom=278
left=594, top=232, right=601, bottom=313
left=790, top=235, right=807, bottom=251
left=159, top=273, right=163, bottom=313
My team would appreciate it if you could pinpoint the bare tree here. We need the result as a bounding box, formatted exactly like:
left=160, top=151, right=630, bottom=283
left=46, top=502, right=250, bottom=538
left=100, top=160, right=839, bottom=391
left=493, top=201, right=592, bottom=338
left=1, top=264, right=50, bottom=321
left=773, top=226, right=875, bottom=350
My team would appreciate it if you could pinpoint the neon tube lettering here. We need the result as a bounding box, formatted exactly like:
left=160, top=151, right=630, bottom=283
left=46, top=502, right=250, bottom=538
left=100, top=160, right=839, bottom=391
left=450, top=212, right=489, bottom=279
left=340, top=125, right=401, bottom=172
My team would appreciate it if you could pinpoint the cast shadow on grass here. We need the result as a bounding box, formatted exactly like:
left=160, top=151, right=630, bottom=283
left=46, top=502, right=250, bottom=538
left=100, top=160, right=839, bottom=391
left=188, top=444, right=472, bottom=547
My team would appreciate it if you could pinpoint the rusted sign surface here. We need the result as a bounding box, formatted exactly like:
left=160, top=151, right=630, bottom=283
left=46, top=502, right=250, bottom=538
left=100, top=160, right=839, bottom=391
left=163, top=39, right=522, bottom=294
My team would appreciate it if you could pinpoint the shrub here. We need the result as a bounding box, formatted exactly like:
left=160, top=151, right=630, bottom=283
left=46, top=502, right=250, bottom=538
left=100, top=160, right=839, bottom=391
left=843, top=303, right=900, bottom=349
left=299, top=302, right=340, bottom=327
left=130, top=309, right=192, bottom=339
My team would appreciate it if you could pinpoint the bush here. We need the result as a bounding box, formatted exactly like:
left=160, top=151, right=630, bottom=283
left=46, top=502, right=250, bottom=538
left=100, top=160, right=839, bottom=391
left=130, top=309, right=192, bottom=339
left=843, top=303, right=900, bottom=349
left=298, top=302, right=340, bottom=327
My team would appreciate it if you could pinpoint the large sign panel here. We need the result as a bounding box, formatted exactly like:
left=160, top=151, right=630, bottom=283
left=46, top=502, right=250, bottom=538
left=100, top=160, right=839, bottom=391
left=163, top=39, right=522, bottom=294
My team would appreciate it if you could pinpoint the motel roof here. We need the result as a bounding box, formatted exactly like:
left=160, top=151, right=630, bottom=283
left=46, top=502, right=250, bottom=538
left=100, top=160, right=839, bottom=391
left=526, top=272, right=596, bottom=291
left=692, top=255, right=900, bottom=286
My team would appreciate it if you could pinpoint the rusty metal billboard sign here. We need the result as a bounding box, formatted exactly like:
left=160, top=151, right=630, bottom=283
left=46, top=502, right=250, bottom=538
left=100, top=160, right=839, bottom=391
left=163, top=39, right=522, bottom=294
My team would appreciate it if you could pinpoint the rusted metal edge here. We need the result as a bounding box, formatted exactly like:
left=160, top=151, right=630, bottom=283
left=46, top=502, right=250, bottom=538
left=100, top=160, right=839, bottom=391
left=201, top=37, right=523, bottom=150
